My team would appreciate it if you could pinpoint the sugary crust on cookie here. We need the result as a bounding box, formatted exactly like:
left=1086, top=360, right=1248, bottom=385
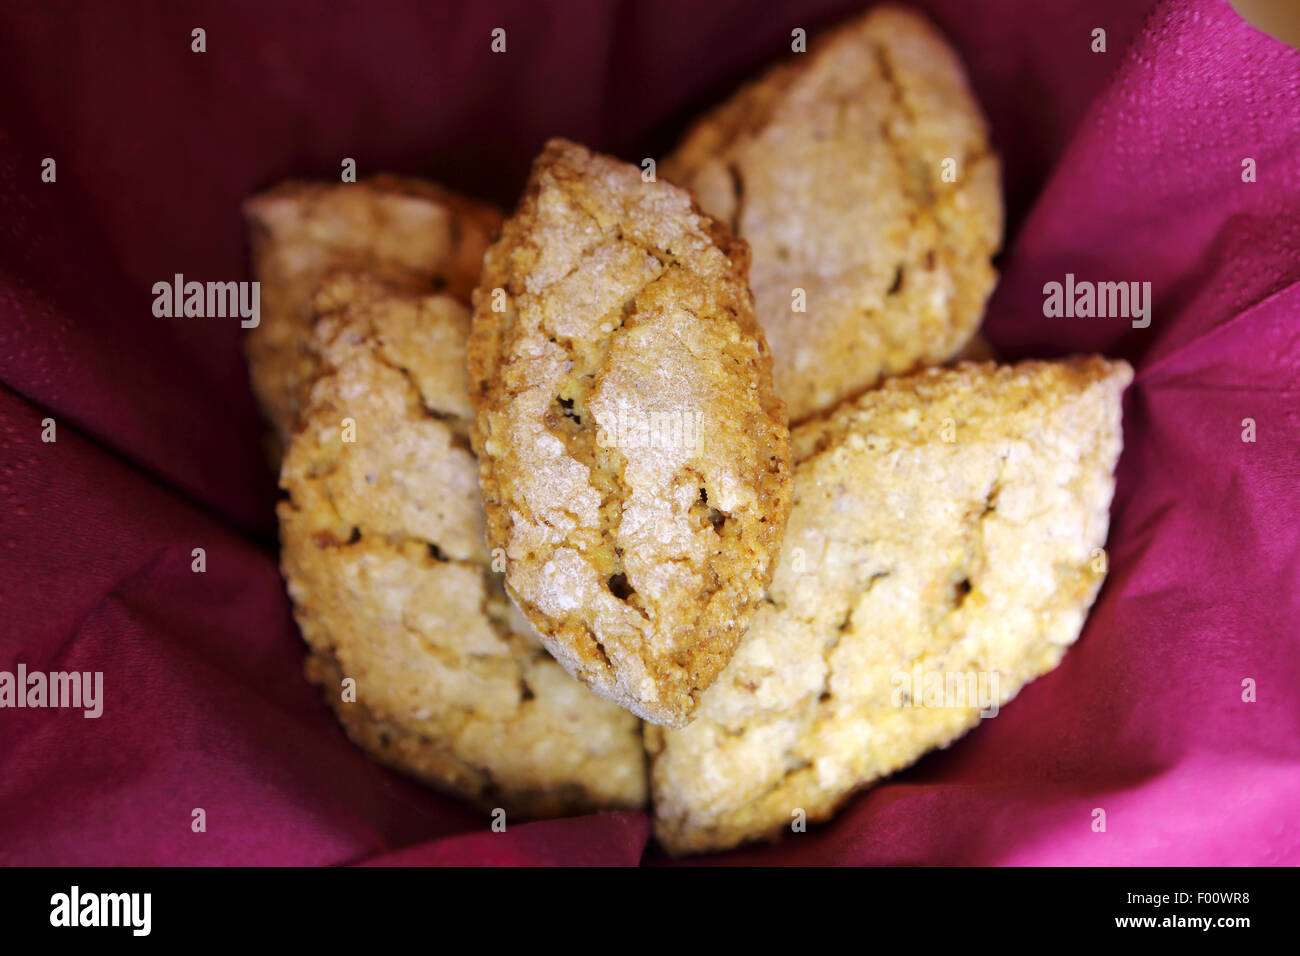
left=245, top=176, right=501, bottom=446
left=664, top=5, right=1004, bottom=423
left=647, top=357, right=1132, bottom=854
left=279, top=273, right=646, bottom=817
left=467, top=139, right=793, bottom=727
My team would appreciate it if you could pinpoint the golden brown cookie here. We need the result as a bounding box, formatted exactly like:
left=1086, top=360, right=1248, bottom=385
left=664, top=6, right=1003, bottom=423
left=949, top=331, right=997, bottom=364
left=467, top=139, right=793, bottom=728
left=279, top=273, right=646, bottom=817
left=245, top=176, right=501, bottom=446
left=647, top=357, right=1132, bottom=854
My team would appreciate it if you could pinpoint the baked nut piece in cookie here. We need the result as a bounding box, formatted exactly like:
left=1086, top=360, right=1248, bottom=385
left=279, top=273, right=646, bottom=817
left=647, top=357, right=1132, bottom=854
left=663, top=6, right=1003, bottom=423
left=245, top=176, right=501, bottom=445
left=467, top=139, right=793, bottom=728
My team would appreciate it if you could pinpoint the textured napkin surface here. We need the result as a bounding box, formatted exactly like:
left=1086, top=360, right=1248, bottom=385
left=0, top=0, right=1297, bottom=865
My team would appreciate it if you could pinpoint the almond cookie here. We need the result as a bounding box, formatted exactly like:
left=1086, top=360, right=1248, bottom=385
left=647, top=357, right=1132, bottom=854
left=245, top=176, right=501, bottom=446
left=467, top=139, right=793, bottom=728
left=664, top=6, right=1003, bottom=422
left=279, top=273, right=646, bottom=817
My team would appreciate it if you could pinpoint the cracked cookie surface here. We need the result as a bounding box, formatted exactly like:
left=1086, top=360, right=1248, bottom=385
left=245, top=176, right=501, bottom=448
left=663, top=6, right=1003, bottom=423
left=279, top=273, right=646, bottom=817
left=467, top=139, right=793, bottom=728
left=646, top=357, right=1132, bottom=854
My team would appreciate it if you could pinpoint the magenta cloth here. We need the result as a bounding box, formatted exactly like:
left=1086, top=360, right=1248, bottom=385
left=1, top=0, right=1297, bottom=866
